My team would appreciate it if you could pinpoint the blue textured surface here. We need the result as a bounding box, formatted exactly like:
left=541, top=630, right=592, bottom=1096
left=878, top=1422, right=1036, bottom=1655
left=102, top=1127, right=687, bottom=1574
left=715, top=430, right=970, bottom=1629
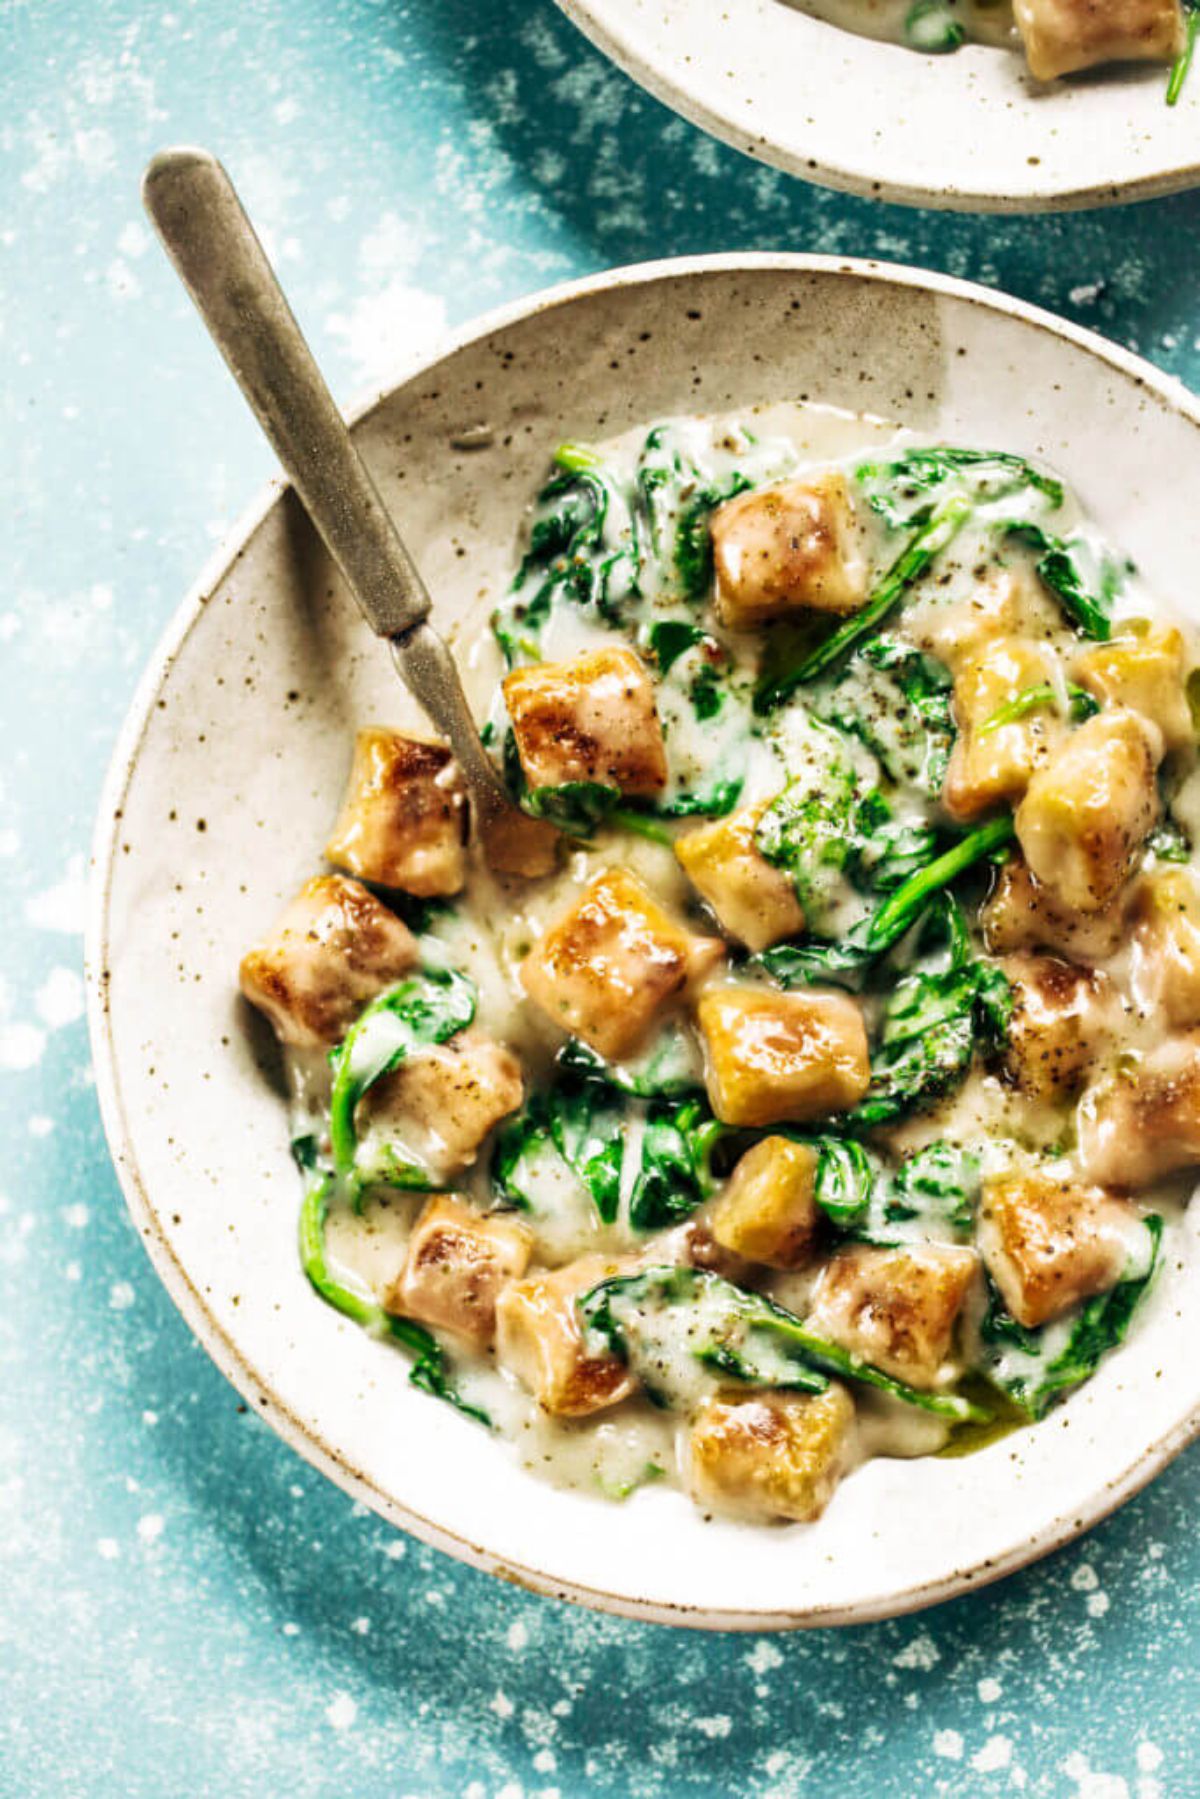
left=1, top=2, right=1198, bottom=1794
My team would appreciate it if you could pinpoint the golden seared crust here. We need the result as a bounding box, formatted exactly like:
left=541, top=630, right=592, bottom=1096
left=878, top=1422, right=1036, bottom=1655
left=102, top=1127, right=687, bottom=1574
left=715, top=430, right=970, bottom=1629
left=805, top=1244, right=978, bottom=1389
left=502, top=646, right=668, bottom=798
left=687, top=1385, right=854, bottom=1523
left=978, top=1172, right=1137, bottom=1328
left=942, top=634, right=1064, bottom=823
left=365, top=1028, right=524, bottom=1183
left=697, top=987, right=870, bottom=1128
left=999, top=952, right=1118, bottom=1102
left=520, top=867, right=724, bottom=1060
left=1015, top=708, right=1160, bottom=915
left=238, top=873, right=418, bottom=1048
left=711, top=474, right=866, bottom=628
left=1078, top=1033, right=1200, bottom=1188
left=325, top=727, right=468, bottom=899
left=1013, top=0, right=1183, bottom=80
left=385, top=1195, right=533, bottom=1348
left=710, top=1136, right=821, bottom=1269
left=495, top=1256, right=637, bottom=1417
left=982, top=853, right=1131, bottom=962
left=675, top=804, right=805, bottom=952
left=1074, top=623, right=1192, bottom=755
left=1131, top=868, right=1200, bottom=1029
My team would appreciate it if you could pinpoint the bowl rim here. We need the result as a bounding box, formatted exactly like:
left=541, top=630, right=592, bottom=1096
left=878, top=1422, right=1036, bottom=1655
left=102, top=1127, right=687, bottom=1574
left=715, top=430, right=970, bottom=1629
left=554, top=0, right=1200, bottom=214
left=86, top=251, right=1200, bottom=1630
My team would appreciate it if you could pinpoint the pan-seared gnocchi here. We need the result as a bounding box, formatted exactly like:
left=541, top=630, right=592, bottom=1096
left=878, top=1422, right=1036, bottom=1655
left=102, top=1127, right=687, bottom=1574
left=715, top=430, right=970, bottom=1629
left=242, top=409, right=1195, bottom=1524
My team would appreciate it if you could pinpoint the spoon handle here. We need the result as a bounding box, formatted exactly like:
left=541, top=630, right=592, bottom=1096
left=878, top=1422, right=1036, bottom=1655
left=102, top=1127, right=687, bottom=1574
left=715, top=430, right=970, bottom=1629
left=142, top=146, right=429, bottom=641
left=142, top=146, right=557, bottom=876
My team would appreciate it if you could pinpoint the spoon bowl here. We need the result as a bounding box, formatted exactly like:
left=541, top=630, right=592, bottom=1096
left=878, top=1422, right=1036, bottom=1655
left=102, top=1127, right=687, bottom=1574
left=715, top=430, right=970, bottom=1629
left=88, top=253, right=1200, bottom=1628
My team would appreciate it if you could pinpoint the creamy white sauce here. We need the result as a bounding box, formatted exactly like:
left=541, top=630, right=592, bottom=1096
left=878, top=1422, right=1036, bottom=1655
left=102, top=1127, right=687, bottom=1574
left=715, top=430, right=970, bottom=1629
left=277, top=401, right=1195, bottom=1519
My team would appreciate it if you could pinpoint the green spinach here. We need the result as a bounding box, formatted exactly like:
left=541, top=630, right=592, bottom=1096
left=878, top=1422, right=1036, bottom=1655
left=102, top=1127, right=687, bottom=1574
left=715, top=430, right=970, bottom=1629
left=297, top=1172, right=489, bottom=1425
left=492, top=1072, right=729, bottom=1231
left=977, top=681, right=1100, bottom=736
left=849, top=901, right=1012, bottom=1128
left=327, top=967, right=477, bottom=1195
left=978, top=1217, right=1162, bottom=1417
left=811, top=634, right=956, bottom=795
left=635, top=427, right=752, bottom=599
left=578, top=1265, right=990, bottom=1422
left=999, top=522, right=1121, bottom=641
left=754, top=493, right=974, bottom=704
left=492, top=447, right=636, bottom=663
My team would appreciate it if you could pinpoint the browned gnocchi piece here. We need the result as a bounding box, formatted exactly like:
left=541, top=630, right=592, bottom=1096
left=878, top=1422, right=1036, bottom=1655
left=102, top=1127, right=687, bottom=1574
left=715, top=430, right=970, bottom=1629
left=981, top=853, right=1131, bottom=962
left=942, top=635, right=1065, bottom=822
left=687, top=1385, right=855, bottom=1524
left=1015, top=708, right=1159, bottom=914
left=384, top=1196, right=533, bottom=1347
left=502, top=646, right=668, bottom=798
left=325, top=727, right=468, bottom=898
left=978, top=1172, right=1144, bottom=1329
left=696, top=987, right=870, bottom=1128
left=710, top=474, right=867, bottom=628
left=520, top=867, right=724, bottom=1060
left=909, top=566, right=1060, bottom=671
left=1078, top=1034, right=1200, bottom=1188
left=362, top=1029, right=524, bottom=1182
left=675, top=803, right=805, bottom=952
left=1073, top=621, right=1193, bottom=755
left=804, top=1244, right=978, bottom=1390
left=999, top=952, right=1119, bottom=1102
left=238, top=874, right=417, bottom=1049
left=496, top=1256, right=638, bottom=1417
left=710, top=1136, right=821, bottom=1269
left=1013, top=0, right=1184, bottom=81
left=1131, top=868, right=1200, bottom=1029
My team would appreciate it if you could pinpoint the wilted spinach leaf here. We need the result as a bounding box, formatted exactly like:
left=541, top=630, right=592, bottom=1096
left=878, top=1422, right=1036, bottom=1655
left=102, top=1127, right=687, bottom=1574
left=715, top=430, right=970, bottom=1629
left=978, top=1216, right=1162, bottom=1417
left=327, top=967, right=477, bottom=1195
left=578, top=1265, right=988, bottom=1421
left=999, top=521, right=1122, bottom=641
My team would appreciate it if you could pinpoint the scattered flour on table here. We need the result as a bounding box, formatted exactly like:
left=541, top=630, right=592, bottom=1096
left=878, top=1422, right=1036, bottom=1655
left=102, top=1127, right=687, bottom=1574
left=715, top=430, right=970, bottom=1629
left=34, top=966, right=84, bottom=1029
left=1062, top=1751, right=1131, bottom=1799
left=693, top=1716, right=733, bottom=1741
left=0, top=1023, right=46, bottom=1071
left=324, top=1692, right=357, bottom=1732
left=24, top=855, right=86, bottom=933
left=746, top=1641, right=784, bottom=1677
left=971, top=1736, right=1013, bottom=1773
left=893, top=1633, right=940, bottom=1671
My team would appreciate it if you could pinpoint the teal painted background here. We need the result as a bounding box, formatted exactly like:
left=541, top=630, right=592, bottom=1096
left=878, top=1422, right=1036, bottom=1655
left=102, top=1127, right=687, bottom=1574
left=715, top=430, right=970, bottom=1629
left=1, top=2, right=1197, bottom=1794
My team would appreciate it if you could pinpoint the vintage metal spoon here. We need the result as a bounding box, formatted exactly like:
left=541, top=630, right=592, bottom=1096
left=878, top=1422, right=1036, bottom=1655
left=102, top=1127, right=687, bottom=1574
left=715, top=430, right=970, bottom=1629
left=142, top=146, right=557, bottom=878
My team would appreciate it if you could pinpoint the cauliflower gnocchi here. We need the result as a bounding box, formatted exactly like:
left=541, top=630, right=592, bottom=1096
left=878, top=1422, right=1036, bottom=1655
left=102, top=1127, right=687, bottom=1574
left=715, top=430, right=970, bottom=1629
left=243, top=411, right=1193, bottom=1525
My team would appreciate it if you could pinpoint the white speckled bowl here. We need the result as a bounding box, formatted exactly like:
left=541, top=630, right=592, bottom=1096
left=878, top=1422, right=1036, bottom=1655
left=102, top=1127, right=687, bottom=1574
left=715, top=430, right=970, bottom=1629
left=88, top=256, right=1200, bottom=1628
left=557, top=0, right=1200, bottom=211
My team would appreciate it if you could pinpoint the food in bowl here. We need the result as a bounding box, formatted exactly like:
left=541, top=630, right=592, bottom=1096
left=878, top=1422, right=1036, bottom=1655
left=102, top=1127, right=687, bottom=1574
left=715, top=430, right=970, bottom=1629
left=239, top=404, right=1198, bottom=1525
left=795, top=0, right=1194, bottom=95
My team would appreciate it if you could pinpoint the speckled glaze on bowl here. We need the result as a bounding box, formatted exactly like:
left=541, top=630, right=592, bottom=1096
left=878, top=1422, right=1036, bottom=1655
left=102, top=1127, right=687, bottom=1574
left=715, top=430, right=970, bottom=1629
left=556, top=0, right=1200, bottom=212
left=87, top=256, right=1200, bottom=1629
